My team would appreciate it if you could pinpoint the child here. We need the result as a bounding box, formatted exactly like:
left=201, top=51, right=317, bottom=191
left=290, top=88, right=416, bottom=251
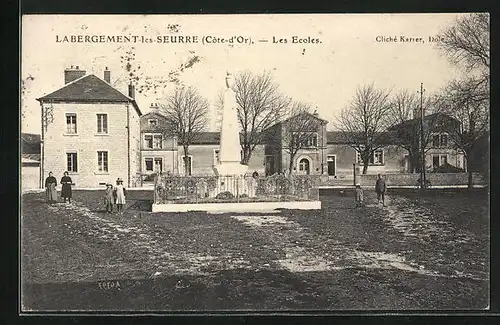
left=104, top=183, right=114, bottom=213
left=114, top=178, right=127, bottom=214
left=355, top=183, right=364, bottom=208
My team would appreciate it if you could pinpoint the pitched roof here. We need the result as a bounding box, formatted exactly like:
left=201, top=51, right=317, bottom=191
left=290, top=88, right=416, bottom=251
left=22, top=154, right=41, bottom=164
left=327, top=131, right=397, bottom=145
left=279, top=112, right=329, bottom=126
left=141, top=111, right=166, bottom=120
left=388, top=113, right=458, bottom=131
left=186, top=132, right=265, bottom=145
left=190, top=132, right=223, bottom=145
left=36, top=74, right=142, bottom=115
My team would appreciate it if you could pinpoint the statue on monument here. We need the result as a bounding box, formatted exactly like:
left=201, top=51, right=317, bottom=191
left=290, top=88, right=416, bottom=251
left=225, top=71, right=234, bottom=89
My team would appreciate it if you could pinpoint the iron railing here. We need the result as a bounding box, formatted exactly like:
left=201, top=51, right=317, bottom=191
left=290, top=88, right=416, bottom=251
left=154, top=174, right=320, bottom=204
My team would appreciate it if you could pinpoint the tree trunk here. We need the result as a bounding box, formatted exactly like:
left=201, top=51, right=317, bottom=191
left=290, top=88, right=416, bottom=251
left=289, top=153, right=295, bottom=175
left=362, top=161, right=368, bottom=174
left=410, top=152, right=420, bottom=173
left=183, top=146, right=190, bottom=176
left=242, top=146, right=252, bottom=165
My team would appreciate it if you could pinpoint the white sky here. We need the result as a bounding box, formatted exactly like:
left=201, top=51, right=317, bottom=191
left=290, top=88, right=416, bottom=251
left=21, top=14, right=463, bottom=134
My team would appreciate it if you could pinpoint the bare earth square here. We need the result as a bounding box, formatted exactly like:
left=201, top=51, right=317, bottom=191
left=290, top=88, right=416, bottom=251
left=20, top=188, right=488, bottom=311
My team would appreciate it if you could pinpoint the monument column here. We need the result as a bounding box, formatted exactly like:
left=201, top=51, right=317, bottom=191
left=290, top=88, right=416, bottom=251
left=214, top=72, right=248, bottom=177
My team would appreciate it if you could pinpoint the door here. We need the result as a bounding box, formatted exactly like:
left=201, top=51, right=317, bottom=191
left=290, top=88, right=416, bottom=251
left=265, top=156, right=275, bottom=176
left=432, top=155, right=440, bottom=169
left=298, top=158, right=310, bottom=175
left=327, top=155, right=336, bottom=176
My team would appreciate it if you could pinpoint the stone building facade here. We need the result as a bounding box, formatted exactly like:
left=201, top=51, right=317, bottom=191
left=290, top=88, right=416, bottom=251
left=37, top=67, right=142, bottom=188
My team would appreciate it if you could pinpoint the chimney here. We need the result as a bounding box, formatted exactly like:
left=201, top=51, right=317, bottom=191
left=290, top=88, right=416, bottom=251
left=104, top=67, right=111, bottom=83
left=64, top=65, right=86, bottom=84
left=128, top=83, right=135, bottom=99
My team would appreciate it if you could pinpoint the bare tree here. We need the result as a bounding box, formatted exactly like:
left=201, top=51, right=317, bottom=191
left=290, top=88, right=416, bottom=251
left=388, top=89, right=440, bottom=173
left=160, top=86, right=209, bottom=175
left=437, top=13, right=490, bottom=73
left=281, top=102, right=323, bottom=175
left=21, top=74, right=35, bottom=121
left=115, top=47, right=201, bottom=96
left=436, top=13, right=490, bottom=187
left=336, top=84, right=393, bottom=174
left=215, top=71, right=291, bottom=164
left=437, top=76, right=489, bottom=186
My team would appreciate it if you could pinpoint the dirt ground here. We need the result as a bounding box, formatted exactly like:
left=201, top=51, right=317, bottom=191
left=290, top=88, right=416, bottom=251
left=20, top=188, right=489, bottom=311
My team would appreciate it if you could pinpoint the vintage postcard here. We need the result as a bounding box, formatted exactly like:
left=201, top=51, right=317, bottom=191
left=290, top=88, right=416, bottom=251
left=20, top=14, right=490, bottom=312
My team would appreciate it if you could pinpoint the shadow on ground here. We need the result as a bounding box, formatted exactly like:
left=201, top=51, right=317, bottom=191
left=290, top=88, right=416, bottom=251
left=22, top=267, right=487, bottom=311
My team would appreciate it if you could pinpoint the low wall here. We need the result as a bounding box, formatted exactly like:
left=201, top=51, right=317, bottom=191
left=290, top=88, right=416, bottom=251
left=357, top=172, right=486, bottom=187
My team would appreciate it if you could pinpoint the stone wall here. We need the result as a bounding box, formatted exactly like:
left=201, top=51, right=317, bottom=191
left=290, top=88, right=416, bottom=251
left=356, top=172, right=486, bottom=187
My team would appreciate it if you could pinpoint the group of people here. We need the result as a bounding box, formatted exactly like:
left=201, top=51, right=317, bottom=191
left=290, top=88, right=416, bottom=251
left=45, top=171, right=73, bottom=204
left=44, top=172, right=127, bottom=213
left=104, top=178, right=127, bottom=214
left=354, top=173, right=387, bottom=208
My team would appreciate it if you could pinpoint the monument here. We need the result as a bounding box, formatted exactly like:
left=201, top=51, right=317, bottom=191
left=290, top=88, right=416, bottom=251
left=152, top=72, right=321, bottom=212
left=213, top=72, right=249, bottom=177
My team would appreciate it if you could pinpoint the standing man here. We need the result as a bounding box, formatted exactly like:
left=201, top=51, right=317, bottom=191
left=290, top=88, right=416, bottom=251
left=375, top=173, right=387, bottom=206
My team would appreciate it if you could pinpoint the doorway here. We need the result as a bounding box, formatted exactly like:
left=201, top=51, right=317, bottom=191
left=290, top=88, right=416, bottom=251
left=265, top=156, right=275, bottom=176
left=327, top=155, right=336, bottom=176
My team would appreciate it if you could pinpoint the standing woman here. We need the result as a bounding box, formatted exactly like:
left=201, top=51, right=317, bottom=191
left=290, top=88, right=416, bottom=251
left=114, top=178, right=127, bottom=214
left=45, top=171, right=58, bottom=204
left=60, top=171, right=73, bottom=203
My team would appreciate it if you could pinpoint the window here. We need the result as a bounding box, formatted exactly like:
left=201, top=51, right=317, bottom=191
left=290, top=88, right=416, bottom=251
left=144, top=134, right=162, bottom=149
left=66, top=113, right=77, bottom=134
left=148, top=119, right=158, bottom=127
left=293, top=132, right=318, bottom=148
left=153, top=135, right=163, bottom=149
left=432, top=134, right=440, bottom=147
left=356, top=148, right=384, bottom=165
left=440, top=134, right=448, bottom=147
left=145, top=158, right=154, bottom=171
left=67, top=152, right=78, bottom=172
left=154, top=158, right=163, bottom=172
left=97, top=151, right=108, bottom=172
left=308, top=134, right=318, bottom=147
left=144, top=135, right=153, bottom=149
left=299, top=158, right=310, bottom=172
left=373, top=150, right=384, bottom=164
left=432, top=133, right=448, bottom=147
left=97, top=114, right=108, bottom=133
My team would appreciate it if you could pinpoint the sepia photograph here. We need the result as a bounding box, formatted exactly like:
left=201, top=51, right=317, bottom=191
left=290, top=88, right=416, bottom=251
left=20, top=13, right=490, bottom=312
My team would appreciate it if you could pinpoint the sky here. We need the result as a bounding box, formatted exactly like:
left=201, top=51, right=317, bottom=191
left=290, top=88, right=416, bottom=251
left=21, top=14, right=464, bottom=134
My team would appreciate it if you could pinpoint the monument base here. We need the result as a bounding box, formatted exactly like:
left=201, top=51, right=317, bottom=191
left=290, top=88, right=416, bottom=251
left=213, top=162, right=249, bottom=177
